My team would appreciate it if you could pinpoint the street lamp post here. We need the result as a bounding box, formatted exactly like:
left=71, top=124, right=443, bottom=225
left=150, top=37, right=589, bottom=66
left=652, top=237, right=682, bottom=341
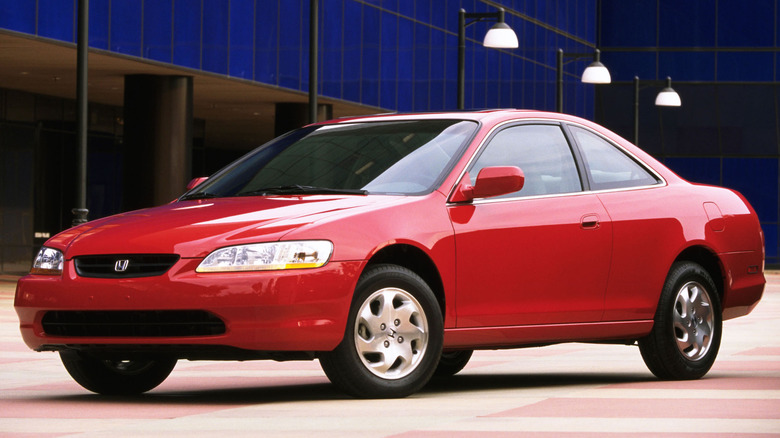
left=633, top=76, right=681, bottom=146
left=73, top=0, right=89, bottom=227
left=308, top=0, right=318, bottom=124
left=555, top=48, right=611, bottom=113
left=457, top=8, right=518, bottom=110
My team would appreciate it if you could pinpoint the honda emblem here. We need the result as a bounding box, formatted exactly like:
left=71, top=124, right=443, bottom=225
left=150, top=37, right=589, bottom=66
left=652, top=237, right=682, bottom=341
left=114, top=259, right=130, bottom=272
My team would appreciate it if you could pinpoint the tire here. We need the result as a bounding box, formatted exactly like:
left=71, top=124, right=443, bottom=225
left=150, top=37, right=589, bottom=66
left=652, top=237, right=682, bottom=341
left=60, top=351, right=177, bottom=395
left=434, top=350, right=473, bottom=377
left=319, top=264, right=443, bottom=398
left=639, top=261, right=722, bottom=380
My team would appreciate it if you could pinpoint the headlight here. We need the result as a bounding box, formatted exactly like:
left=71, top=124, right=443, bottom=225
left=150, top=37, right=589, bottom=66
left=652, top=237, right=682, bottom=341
left=196, top=241, right=333, bottom=273
left=31, top=247, right=64, bottom=275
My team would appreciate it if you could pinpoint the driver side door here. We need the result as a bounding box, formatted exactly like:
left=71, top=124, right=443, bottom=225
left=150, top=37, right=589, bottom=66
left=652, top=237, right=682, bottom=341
left=449, top=123, right=612, bottom=327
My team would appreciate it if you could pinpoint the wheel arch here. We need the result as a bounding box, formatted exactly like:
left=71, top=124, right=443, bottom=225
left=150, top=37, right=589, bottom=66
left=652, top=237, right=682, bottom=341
left=364, top=244, right=446, bottom=315
left=674, top=245, right=724, bottom=304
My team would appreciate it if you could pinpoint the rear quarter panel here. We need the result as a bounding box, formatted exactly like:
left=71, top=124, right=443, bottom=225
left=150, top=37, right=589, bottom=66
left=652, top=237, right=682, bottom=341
left=597, top=182, right=764, bottom=322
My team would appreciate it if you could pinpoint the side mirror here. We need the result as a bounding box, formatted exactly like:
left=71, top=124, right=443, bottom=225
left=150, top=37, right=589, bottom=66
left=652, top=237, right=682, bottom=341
left=186, top=177, right=209, bottom=191
left=450, top=166, right=524, bottom=203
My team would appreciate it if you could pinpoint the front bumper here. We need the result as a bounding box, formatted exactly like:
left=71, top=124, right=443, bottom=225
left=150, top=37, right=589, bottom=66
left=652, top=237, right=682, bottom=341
left=14, top=257, right=362, bottom=354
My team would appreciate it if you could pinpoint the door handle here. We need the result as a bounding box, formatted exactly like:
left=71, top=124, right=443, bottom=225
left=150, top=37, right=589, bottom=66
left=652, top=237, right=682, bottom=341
left=581, top=214, right=600, bottom=229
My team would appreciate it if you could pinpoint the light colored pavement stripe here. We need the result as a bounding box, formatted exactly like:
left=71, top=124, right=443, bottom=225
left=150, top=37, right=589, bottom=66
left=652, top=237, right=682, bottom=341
left=3, top=417, right=779, bottom=436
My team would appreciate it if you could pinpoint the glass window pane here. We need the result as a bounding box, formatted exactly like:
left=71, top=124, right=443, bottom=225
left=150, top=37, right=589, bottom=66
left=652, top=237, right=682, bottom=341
left=229, top=0, right=254, bottom=79
left=143, top=1, right=172, bottom=62
left=0, top=0, right=35, bottom=33
left=718, top=0, right=773, bottom=47
left=173, top=1, right=201, bottom=69
left=658, top=52, right=715, bottom=82
left=111, top=0, right=142, bottom=56
left=193, top=120, right=477, bottom=196
left=570, top=125, right=659, bottom=190
left=89, top=0, right=110, bottom=49
left=599, top=1, right=657, bottom=47
left=659, top=0, right=716, bottom=47
left=203, top=0, right=229, bottom=74
left=723, top=158, right=778, bottom=222
left=469, top=124, right=582, bottom=198
left=717, top=52, right=773, bottom=82
left=663, top=157, right=720, bottom=186
left=38, top=0, right=75, bottom=42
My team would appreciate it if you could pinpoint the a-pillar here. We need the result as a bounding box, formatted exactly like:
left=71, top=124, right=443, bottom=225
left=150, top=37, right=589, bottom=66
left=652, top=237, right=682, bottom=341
left=122, top=75, right=193, bottom=211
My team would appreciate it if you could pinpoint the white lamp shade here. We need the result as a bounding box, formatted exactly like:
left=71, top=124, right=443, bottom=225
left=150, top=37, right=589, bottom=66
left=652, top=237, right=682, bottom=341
left=655, top=77, right=681, bottom=106
left=655, top=88, right=681, bottom=106
left=483, top=22, right=518, bottom=48
left=581, top=62, right=611, bottom=84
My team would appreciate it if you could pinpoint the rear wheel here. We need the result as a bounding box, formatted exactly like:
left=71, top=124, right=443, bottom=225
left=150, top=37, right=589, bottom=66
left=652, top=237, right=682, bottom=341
left=60, top=351, right=177, bottom=395
left=319, top=264, right=443, bottom=398
left=639, top=261, right=721, bottom=380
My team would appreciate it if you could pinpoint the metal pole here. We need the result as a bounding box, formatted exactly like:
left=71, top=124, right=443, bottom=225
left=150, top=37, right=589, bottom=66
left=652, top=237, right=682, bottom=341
left=633, top=76, right=640, bottom=146
left=457, top=9, right=466, bottom=110
left=556, top=49, right=563, bottom=113
left=308, top=0, right=318, bottom=124
left=73, top=0, right=89, bottom=226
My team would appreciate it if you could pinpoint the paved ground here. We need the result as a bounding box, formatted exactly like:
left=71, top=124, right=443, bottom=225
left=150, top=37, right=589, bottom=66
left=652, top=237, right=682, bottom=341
left=1, top=273, right=779, bottom=437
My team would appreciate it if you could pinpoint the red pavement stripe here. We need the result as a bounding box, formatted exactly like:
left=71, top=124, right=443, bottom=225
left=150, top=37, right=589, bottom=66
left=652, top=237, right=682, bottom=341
left=738, top=347, right=780, bottom=356
left=603, top=376, right=780, bottom=390
left=712, top=360, right=780, bottom=371
left=487, top=397, right=780, bottom=419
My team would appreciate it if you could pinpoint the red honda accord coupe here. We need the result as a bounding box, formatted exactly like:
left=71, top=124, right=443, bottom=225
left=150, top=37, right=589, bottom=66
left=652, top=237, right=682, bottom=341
left=15, top=110, right=765, bottom=398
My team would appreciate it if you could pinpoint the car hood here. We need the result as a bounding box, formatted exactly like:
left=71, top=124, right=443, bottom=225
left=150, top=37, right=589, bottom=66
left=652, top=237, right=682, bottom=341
left=49, top=195, right=401, bottom=258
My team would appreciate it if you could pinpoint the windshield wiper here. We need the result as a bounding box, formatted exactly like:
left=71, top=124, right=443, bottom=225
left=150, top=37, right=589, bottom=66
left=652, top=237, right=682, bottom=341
left=238, top=185, right=368, bottom=196
left=179, top=192, right=220, bottom=201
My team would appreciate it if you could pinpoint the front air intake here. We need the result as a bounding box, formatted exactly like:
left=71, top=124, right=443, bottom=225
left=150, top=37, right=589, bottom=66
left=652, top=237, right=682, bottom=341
left=41, top=310, right=226, bottom=337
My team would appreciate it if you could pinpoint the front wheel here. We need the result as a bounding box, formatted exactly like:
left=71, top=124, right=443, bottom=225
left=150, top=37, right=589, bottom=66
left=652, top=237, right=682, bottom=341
left=434, top=350, right=473, bottom=377
left=60, top=351, right=177, bottom=395
left=319, top=264, right=443, bottom=398
left=639, top=261, right=722, bottom=380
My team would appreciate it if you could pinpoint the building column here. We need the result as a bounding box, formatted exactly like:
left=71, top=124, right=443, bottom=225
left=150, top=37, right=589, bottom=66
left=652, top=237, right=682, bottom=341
left=123, top=75, right=193, bottom=210
left=274, top=102, right=332, bottom=137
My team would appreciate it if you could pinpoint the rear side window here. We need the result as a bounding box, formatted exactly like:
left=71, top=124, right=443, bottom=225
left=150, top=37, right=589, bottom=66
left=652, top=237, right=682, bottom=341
left=468, top=124, right=582, bottom=198
left=569, top=126, right=660, bottom=191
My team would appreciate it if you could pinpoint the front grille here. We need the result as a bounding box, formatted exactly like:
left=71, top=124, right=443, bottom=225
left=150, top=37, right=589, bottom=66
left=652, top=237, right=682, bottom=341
left=74, top=254, right=180, bottom=278
left=41, top=310, right=226, bottom=337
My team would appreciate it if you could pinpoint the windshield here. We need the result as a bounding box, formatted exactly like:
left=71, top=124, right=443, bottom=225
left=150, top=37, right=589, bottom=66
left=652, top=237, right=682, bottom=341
left=181, top=119, right=477, bottom=199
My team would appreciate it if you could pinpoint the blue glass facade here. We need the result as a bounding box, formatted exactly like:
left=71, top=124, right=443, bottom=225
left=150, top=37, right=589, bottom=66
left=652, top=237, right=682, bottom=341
left=1, top=0, right=777, bottom=269
left=597, top=0, right=780, bottom=264
left=0, top=0, right=600, bottom=274
left=0, top=0, right=598, bottom=117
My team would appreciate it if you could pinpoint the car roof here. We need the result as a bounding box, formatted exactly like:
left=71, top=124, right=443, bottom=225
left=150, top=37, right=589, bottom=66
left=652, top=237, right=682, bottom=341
left=317, top=109, right=683, bottom=186
left=318, top=109, right=574, bottom=125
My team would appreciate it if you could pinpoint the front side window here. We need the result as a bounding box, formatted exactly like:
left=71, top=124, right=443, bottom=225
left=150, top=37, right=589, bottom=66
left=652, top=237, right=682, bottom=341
left=467, top=124, right=582, bottom=198
left=181, top=120, right=477, bottom=199
left=569, top=126, right=660, bottom=191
